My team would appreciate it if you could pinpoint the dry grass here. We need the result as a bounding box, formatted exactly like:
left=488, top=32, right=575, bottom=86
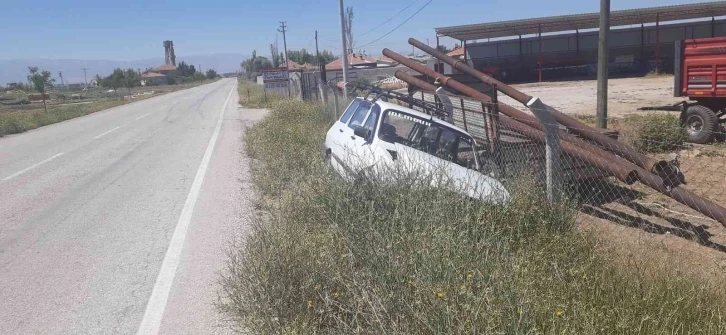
left=219, top=99, right=726, bottom=334
left=0, top=80, right=218, bottom=137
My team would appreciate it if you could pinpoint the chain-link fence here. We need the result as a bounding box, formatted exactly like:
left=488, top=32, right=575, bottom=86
left=408, top=88, right=726, bottom=252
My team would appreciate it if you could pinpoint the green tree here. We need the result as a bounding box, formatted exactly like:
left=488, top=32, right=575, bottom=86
left=436, top=45, right=453, bottom=54
left=241, top=51, right=273, bottom=79
left=124, top=69, right=141, bottom=88
left=27, top=66, right=55, bottom=113
left=205, top=69, right=218, bottom=79
left=344, top=6, right=354, bottom=53
left=176, top=61, right=197, bottom=77
left=270, top=44, right=280, bottom=68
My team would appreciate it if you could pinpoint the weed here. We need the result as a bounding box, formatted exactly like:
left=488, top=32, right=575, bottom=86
left=220, top=99, right=726, bottom=334
left=619, top=114, right=688, bottom=153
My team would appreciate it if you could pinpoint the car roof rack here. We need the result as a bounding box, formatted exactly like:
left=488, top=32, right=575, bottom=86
left=350, top=83, right=449, bottom=120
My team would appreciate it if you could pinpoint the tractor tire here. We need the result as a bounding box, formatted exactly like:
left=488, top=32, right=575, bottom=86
left=684, top=104, right=718, bottom=144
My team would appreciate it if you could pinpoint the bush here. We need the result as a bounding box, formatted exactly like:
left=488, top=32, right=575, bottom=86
left=621, top=114, right=688, bottom=153
left=219, top=101, right=726, bottom=334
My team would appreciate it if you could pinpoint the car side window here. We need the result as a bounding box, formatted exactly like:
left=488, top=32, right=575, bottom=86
left=362, top=105, right=380, bottom=133
left=347, top=102, right=371, bottom=130
left=339, top=99, right=361, bottom=124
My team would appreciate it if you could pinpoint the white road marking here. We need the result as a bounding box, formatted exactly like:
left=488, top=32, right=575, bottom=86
left=135, top=113, right=150, bottom=120
left=136, top=87, right=234, bottom=335
left=94, top=126, right=121, bottom=139
left=2, top=153, right=65, bottom=181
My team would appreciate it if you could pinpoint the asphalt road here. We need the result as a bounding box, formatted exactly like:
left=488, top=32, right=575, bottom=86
left=0, top=78, right=266, bottom=334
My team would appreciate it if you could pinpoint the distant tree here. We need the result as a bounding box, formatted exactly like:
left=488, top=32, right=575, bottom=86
left=7, top=82, right=27, bottom=91
left=241, top=51, right=273, bottom=79
left=317, top=50, right=338, bottom=66
left=344, top=6, right=354, bottom=54
left=205, top=69, right=218, bottom=79
left=27, top=66, right=55, bottom=113
left=193, top=71, right=206, bottom=81
left=123, top=69, right=141, bottom=88
left=270, top=44, right=280, bottom=68
left=176, top=61, right=197, bottom=77
left=103, top=69, right=125, bottom=90
left=437, top=45, right=453, bottom=54
left=286, top=48, right=337, bottom=67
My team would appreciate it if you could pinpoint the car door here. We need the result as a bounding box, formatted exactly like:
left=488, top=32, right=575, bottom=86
left=348, top=104, right=381, bottom=174
left=326, top=99, right=362, bottom=175
left=338, top=100, right=373, bottom=173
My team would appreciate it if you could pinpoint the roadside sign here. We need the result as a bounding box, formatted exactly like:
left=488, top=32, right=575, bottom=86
left=262, top=67, right=289, bottom=96
left=262, top=67, right=289, bottom=82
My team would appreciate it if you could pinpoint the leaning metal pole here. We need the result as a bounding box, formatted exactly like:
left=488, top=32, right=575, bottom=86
left=392, top=69, right=639, bottom=186
left=407, top=38, right=677, bottom=182
left=392, top=59, right=726, bottom=226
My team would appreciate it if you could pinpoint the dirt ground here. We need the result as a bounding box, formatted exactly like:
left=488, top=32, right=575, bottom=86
left=499, top=75, right=726, bottom=286
left=500, top=75, right=683, bottom=117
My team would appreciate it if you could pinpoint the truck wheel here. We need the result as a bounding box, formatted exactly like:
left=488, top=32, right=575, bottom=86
left=684, top=104, right=718, bottom=144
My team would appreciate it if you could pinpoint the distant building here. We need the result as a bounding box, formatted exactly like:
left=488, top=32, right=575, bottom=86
left=153, top=64, right=177, bottom=76
left=141, top=72, right=167, bottom=86
left=141, top=40, right=179, bottom=85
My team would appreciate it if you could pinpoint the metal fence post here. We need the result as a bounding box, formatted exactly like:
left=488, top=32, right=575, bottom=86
left=332, top=86, right=340, bottom=120
left=434, top=87, right=454, bottom=123
left=527, top=97, right=561, bottom=202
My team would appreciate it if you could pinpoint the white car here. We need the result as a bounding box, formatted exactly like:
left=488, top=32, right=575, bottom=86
left=322, top=97, right=509, bottom=203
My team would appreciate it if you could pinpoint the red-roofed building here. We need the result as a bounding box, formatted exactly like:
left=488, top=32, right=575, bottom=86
left=446, top=47, right=465, bottom=60
left=325, top=53, right=378, bottom=70
left=153, top=64, right=178, bottom=76
left=286, top=60, right=305, bottom=71
left=141, top=72, right=167, bottom=86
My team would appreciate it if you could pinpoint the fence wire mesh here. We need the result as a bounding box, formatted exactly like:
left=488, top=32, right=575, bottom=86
left=403, top=88, right=726, bottom=252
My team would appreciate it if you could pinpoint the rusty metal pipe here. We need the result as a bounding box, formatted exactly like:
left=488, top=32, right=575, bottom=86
left=395, top=70, right=619, bottom=155
left=393, top=70, right=639, bottom=185
left=407, top=38, right=674, bottom=179
left=396, top=67, right=726, bottom=227
left=636, top=170, right=726, bottom=226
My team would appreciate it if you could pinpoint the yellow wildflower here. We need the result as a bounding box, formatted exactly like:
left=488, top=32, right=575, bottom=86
left=556, top=311, right=563, bottom=318
left=307, top=300, right=313, bottom=308
left=467, top=273, right=474, bottom=279
left=436, top=291, right=445, bottom=298
left=333, top=291, right=339, bottom=297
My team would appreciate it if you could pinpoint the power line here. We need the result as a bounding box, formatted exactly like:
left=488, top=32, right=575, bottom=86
left=356, top=0, right=433, bottom=50
left=356, top=0, right=421, bottom=38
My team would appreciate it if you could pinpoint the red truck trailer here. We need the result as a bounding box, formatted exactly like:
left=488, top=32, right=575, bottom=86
left=673, top=37, right=726, bottom=143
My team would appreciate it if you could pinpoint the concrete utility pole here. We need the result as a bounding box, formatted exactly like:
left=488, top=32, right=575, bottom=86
left=81, top=67, right=89, bottom=87
left=58, top=71, right=64, bottom=87
left=278, top=21, right=291, bottom=97
left=338, top=0, right=350, bottom=97
left=315, top=30, right=321, bottom=67
left=278, top=22, right=289, bottom=67
left=596, top=0, right=610, bottom=129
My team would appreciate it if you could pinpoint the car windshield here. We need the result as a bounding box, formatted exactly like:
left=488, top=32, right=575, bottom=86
left=378, top=110, right=477, bottom=169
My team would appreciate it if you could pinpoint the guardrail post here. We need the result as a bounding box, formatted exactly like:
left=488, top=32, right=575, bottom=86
left=526, top=97, right=561, bottom=202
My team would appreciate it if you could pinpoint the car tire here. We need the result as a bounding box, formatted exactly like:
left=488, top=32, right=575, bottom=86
left=684, top=104, right=718, bottom=144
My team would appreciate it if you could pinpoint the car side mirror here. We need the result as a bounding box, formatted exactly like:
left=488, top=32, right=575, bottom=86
left=354, top=126, right=371, bottom=140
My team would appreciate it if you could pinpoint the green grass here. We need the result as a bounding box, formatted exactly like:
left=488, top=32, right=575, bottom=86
left=219, top=99, right=726, bottom=334
left=237, top=80, right=285, bottom=109
left=0, top=100, right=125, bottom=137
left=0, top=80, right=218, bottom=137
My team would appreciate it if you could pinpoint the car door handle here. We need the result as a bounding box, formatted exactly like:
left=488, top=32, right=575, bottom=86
left=339, top=129, right=344, bottom=133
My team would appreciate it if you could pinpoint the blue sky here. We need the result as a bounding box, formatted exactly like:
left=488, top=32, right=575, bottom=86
left=0, top=0, right=709, bottom=60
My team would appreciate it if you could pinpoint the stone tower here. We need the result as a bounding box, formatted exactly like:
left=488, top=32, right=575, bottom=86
left=163, top=41, right=176, bottom=66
